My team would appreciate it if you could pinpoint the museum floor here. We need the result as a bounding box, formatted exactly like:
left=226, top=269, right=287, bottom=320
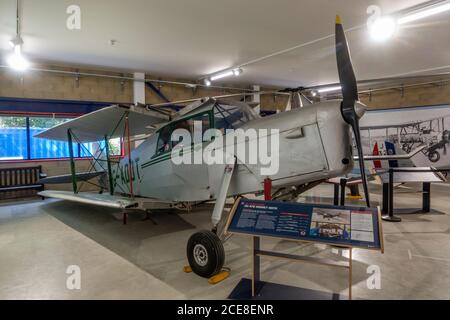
left=1, top=183, right=450, bottom=300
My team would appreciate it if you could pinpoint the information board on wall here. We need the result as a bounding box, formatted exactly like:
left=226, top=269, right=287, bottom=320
left=226, top=199, right=383, bottom=250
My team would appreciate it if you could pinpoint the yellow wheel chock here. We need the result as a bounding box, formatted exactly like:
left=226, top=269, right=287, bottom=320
left=183, top=266, right=193, bottom=273
left=208, top=270, right=230, bottom=285
left=183, top=266, right=230, bottom=285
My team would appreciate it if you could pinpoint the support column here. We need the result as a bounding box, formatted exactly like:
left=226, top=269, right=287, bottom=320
left=133, top=72, right=146, bottom=105
left=133, top=72, right=146, bottom=149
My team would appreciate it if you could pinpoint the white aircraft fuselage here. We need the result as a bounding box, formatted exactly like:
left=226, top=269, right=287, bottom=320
left=112, top=100, right=359, bottom=202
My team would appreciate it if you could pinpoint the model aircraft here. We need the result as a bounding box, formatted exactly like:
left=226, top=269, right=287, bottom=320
left=36, top=16, right=374, bottom=278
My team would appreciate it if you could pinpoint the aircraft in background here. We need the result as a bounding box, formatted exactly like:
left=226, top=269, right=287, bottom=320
left=361, top=115, right=450, bottom=170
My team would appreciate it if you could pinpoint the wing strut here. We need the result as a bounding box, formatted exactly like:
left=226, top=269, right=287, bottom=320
left=125, top=113, right=134, bottom=198
left=67, top=129, right=78, bottom=194
left=104, top=135, right=115, bottom=195
left=211, top=156, right=236, bottom=230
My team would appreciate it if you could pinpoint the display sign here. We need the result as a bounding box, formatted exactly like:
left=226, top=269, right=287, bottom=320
left=226, top=199, right=383, bottom=250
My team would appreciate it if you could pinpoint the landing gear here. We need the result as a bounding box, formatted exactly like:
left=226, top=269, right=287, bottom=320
left=428, top=151, right=440, bottom=163
left=187, top=230, right=225, bottom=278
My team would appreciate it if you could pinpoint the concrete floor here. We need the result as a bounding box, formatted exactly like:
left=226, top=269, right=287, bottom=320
left=1, top=183, right=450, bottom=300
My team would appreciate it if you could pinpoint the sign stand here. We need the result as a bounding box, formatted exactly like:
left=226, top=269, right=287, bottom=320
left=251, top=178, right=271, bottom=296
left=222, top=177, right=385, bottom=300
left=251, top=240, right=354, bottom=299
left=251, top=178, right=354, bottom=299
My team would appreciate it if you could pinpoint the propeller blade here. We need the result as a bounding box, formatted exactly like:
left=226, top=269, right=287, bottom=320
left=335, top=15, right=358, bottom=104
left=335, top=15, right=371, bottom=207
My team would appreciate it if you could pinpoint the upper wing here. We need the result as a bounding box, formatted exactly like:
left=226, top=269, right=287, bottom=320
left=35, top=105, right=170, bottom=143
left=360, top=115, right=447, bottom=131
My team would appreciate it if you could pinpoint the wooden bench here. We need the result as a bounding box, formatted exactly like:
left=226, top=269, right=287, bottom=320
left=0, top=166, right=46, bottom=199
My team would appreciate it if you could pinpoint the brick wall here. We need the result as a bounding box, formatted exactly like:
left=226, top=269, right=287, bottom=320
left=0, top=66, right=133, bottom=103
left=360, top=83, right=450, bottom=110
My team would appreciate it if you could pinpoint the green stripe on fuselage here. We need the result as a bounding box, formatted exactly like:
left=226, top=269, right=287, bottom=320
left=141, top=144, right=198, bottom=169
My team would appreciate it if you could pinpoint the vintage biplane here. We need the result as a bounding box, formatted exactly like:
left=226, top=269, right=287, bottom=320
left=37, top=17, right=381, bottom=278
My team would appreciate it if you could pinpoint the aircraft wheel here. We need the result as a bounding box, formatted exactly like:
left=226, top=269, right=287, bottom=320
left=187, top=230, right=224, bottom=278
left=428, top=151, right=440, bottom=163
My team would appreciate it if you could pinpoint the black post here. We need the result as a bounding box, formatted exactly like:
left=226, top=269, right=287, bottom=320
left=252, top=236, right=260, bottom=297
left=382, top=183, right=389, bottom=213
left=340, top=178, right=347, bottom=206
left=389, top=169, right=394, bottom=216
left=382, top=168, right=402, bottom=222
left=423, top=182, right=431, bottom=213
left=333, top=184, right=339, bottom=206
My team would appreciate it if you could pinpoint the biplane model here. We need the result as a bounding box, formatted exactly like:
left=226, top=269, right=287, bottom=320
left=36, top=17, right=382, bottom=278
left=361, top=115, right=450, bottom=167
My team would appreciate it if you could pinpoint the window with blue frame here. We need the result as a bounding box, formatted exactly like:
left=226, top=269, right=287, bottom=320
left=0, top=116, right=28, bottom=160
left=29, top=117, right=72, bottom=159
left=0, top=115, right=121, bottom=161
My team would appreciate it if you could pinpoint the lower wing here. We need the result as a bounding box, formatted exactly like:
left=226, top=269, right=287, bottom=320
left=39, top=190, right=138, bottom=209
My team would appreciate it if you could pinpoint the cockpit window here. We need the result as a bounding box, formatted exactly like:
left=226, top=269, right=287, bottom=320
left=155, top=125, right=172, bottom=156
left=213, top=103, right=256, bottom=131
left=154, top=112, right=211, bottom=157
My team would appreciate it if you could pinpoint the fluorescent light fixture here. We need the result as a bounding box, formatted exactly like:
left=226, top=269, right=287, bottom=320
left=7, top=45, right=29, bottom=71
left=210, top=70, right=234, bottom=81
left=209, top=68, right=243, bottom=82
left=318, top=85, right=342, bottom=94
left=369, top=16, right=397, bottom=41
left=398, top=2, right=450, bottom=25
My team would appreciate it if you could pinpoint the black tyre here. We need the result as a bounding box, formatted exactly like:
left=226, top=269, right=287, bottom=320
left=187, top=230, right=225, bottom=278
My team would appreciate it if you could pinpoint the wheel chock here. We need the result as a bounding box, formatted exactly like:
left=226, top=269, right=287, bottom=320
left=183, top=266, right=192, bottom=273
left=347, top=194, right=363, bottom=200
left=208, top=270, right=230, bottom=285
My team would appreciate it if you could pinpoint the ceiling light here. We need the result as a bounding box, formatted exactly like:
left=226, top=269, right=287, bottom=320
left=210, top=70, right=234, bottom=81
left=207, top=68, right=244, bottom=83
left=369, top=16, right=397, bottom=41
left=232, top=68, right=243, bottom=76
left=7, top=45, right=29, bottom=71
left=204, top=79, right=211, bottom=86
left=311, top=91, right=318, bottom=97
left=398, top=2, right=450, bottom=25
left=9, top=35, right=23, bottom=48
left=318, top=85, right=342, bottom=94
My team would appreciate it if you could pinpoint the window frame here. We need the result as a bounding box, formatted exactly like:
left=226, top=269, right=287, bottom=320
left=0, top=112, right=123, bottom=163
left=152, top=110, right=214, bottom=159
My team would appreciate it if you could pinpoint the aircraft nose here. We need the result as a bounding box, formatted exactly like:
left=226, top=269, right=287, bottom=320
left=354, top=103, right=366, bottom=120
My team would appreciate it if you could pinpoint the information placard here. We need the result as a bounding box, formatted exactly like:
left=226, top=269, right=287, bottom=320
left=226, top=199, right=383, bottom=251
